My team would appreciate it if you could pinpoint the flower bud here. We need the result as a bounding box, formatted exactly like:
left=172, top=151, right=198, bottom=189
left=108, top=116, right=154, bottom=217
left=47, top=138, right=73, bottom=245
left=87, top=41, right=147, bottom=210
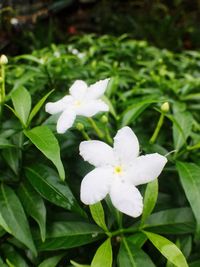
left=0, top=55, right=8, bottom=65
left=76, top=122, right=84, bottom=131
left=101, top=115, right=108, bottom=124
left=161, top=102, right=170, bottom=113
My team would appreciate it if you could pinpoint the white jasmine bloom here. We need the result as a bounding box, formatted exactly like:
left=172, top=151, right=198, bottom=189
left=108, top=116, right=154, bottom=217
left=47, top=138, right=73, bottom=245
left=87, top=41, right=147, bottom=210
left=79, top=127, right=167, bottom=217
left=10, top=18, right=19, bottom=25
left=45, top=79, right=110, bottom=133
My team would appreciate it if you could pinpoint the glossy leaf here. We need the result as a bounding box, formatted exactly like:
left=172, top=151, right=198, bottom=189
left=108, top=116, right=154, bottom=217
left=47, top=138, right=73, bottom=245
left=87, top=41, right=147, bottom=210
left=173, top=112, right=193, bottom=150
left=91, top=238, right=112, bottom=267
left=11, top=86, right=31, bottom=126
left=18, top=181, right=46, bottom=242
left=90, top=202, right=108, bottom=232
left=24, top=125, right=65, bottom=180
left=176, top=162, right=200, bottom=237
left=28, top=89, right=54, bottom=124
left=70, top=260, right=90, bottom=267
left=141, top=179, right=158, bottom=226
left=118, top=237, right=155, bottom=267
left=38, top=254, right=65, bottom=267
left=36, top=222, right=103, bottom=251
left=1, top=244, right=28, bottom=267
left=0, top=184, right=36, bottom=255
left=25, top=164, right=84, bottom=216
left=144, top=231, right=188, bottom=267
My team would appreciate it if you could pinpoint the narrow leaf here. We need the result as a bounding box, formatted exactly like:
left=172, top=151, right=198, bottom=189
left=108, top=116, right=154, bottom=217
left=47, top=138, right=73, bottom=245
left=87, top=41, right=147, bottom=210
left=24, top=125, right=65, bottom=180
left=90, top=202, right=108, bottom=232
left=176, top=161, right=200, bottom=237
left=0, top=184, right=36, bottom=255
left=38, top=254, right=65, bottom=267
left=91, top=238, right=112, bottom=267
left=144, top=231, right=188, bottom=267
left=18, top=181, right=46, bottom=242
left=11, top=86, right=31, bottom=125
left=141, top=179, right=158, bottom=226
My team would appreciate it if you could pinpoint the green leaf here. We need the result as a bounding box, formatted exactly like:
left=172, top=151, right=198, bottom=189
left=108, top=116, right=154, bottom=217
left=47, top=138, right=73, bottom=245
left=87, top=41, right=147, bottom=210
left=25, top=164, right=84, bottom=216
left=70, top=260, right=90, bottom=267
left=0, top=184, right=36, bottom=255
left=91, top=238, right=112, bottom=267
left=173, top=112, right=193, bottom=150
left=141, top=179, right=158, bottom=226
left=36, top=222, right=103, bottom=251
left=18, top=181, right=46, bottom=242
left=0, top=138, right=15, bottom=149
left=1, top=244, right=28, bottom=267
left=24, top=125, right=65, bottom=180
left=176, top=162, right=200, bottom=237
left=141, top=207, right=195, bottom=234
left=11, top=86, right=31, bottom=126
left=28, top=89, right=54, bottom=125
left=143, top=231, right=188, bottom=267
left=89, top=202, right=108, bottom=232
left=2, top=148, right=19, bottom=175
left=189, top=260, right=200, bottom=267
left=38, top=254, right=65, bottom=267
left=118, top=237, right=155, bottom=267
left=121, top=99, right=157, bottom=126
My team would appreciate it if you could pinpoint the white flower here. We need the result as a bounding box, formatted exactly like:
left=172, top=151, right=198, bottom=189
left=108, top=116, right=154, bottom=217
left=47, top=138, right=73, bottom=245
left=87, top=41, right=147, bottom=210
left=79, top=127, right=167, bottom=217
left=10, top=18, right=19, bottom=25
left=45, top=79, right=110, bottom=133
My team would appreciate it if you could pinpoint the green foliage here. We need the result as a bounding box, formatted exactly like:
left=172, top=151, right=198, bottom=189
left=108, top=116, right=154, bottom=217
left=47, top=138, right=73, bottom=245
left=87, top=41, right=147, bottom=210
left=0, top=35, right=200, bottom=266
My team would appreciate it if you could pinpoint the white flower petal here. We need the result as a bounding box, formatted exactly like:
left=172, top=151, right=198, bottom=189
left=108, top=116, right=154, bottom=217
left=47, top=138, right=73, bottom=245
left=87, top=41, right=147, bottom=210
left=113, top=127, right=139, bottom=164
left=110, top=179, right=143, bottom=217
left=128, top=153, right=167, bottom=186
left=79, top=141, right=115, bottom=167
left=86, top=78, right=110, bottom=100
left=76, top=100, right=109, bottom=117
left=56, top=109, right=76, bottom=133
left=69, top=80, right=88, bottom=100
left=45, top=96, right=73, bottom=114
left=80, top=167, right=113, bottom=204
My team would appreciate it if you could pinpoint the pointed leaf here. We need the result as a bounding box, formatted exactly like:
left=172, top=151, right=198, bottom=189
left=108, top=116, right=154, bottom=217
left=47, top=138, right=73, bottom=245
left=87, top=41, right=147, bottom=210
left=11, top=86, right=31, bottom=126
left=90, top=202, right=108, bottom=232
left=91, top=238, right=112, bottom=267
left=35, top=222, right=103, bottom=251
left=38, top=254, right=65, bottom=267
left=141, top=179, right=158, bottom=226
left=24, top=126, right=65, bottom=180
left=0, top=184, right=36, bottom=255
left=25, top=164, right=84, bottom=216
left=18, top=181, right=46, bottom=242
left=143, top=231, right=188, bottom=267
left=28, top=89, right=54, bottom=124
left=118, top=237, right=155, bottom=267
left=176, top=162, right=200, bottom=237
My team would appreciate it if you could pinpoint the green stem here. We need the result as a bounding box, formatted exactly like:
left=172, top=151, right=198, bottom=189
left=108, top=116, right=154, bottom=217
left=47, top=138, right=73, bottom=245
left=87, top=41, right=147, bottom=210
left=88, top=117, right=104, bottom=138
left=149, top=113, right=165, bottom=144
left=105, top=127, right=113, bottom=145
left=122, top=236, right=137, bottom=267
left=81, top=130, right=91, bottom=140
left=187, top=142, right=200, bottom=151
left=0, top=65, right=5, bottom=124
left=111, top=227, right=138, bottom=237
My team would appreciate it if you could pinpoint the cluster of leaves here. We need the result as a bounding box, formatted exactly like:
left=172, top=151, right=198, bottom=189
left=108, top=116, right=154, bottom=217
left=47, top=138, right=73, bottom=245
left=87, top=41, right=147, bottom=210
left=0, top=35, right=200, bottom=266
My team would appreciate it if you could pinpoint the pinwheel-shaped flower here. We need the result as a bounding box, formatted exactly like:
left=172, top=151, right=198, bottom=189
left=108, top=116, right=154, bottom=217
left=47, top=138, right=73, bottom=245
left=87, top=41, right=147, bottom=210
left=45, top=79, right=110, bottom=133
left=80, top=127, right=167, bottom=217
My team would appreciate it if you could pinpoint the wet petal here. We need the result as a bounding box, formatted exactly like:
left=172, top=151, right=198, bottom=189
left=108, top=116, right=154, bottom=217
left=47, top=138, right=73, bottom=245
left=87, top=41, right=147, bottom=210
left=128, top=153, right=167, bottom=186
left=76, top=100, right=109, bottom=117
left=69, top=80, right=88, bottom=100
left=86, top=78, right=110, bottom=100
left=79, top=140, right=115, bottom=167
left=45, top=95, right=73, bottom=114
left=80, top=167, right=113, bottom=204
left=114, top=127, right=139, bottom=164
left=56, top=109, right=76, bottom=133
left=110, top=179, right=143, bottom=217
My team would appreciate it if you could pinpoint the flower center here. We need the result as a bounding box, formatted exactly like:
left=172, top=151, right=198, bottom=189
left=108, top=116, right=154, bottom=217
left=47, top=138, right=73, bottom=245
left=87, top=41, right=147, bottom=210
left=114, top=165, right=123, bottom=175
left=74, top=100, right=81, bottom=107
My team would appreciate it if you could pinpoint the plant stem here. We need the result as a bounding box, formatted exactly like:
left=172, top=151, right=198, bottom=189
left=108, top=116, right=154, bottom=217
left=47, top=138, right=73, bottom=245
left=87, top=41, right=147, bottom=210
left=149, top=113, right=165, bottom=144
left=88, top=117, right=104, bottom=138
left=81, top=129, right=91, bottom=140
left=105, top=127, right=113, bottom=145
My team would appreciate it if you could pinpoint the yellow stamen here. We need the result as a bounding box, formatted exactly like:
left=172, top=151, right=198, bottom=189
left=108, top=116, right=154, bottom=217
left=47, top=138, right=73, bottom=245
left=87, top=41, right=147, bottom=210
left=114, top=166, right=123, bottom=174
left=74, top=100, right=81, bottom=106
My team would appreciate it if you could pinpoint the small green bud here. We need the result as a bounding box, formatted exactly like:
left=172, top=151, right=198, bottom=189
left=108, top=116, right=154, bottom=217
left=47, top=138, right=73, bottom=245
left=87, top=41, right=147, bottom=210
left=101, top=115, right=108, bottom=123
left=0, top=55, right=8, bottom=65
left=76, top=122, right=84, bottom=131
left=161, top=102, right=170, bottom=113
